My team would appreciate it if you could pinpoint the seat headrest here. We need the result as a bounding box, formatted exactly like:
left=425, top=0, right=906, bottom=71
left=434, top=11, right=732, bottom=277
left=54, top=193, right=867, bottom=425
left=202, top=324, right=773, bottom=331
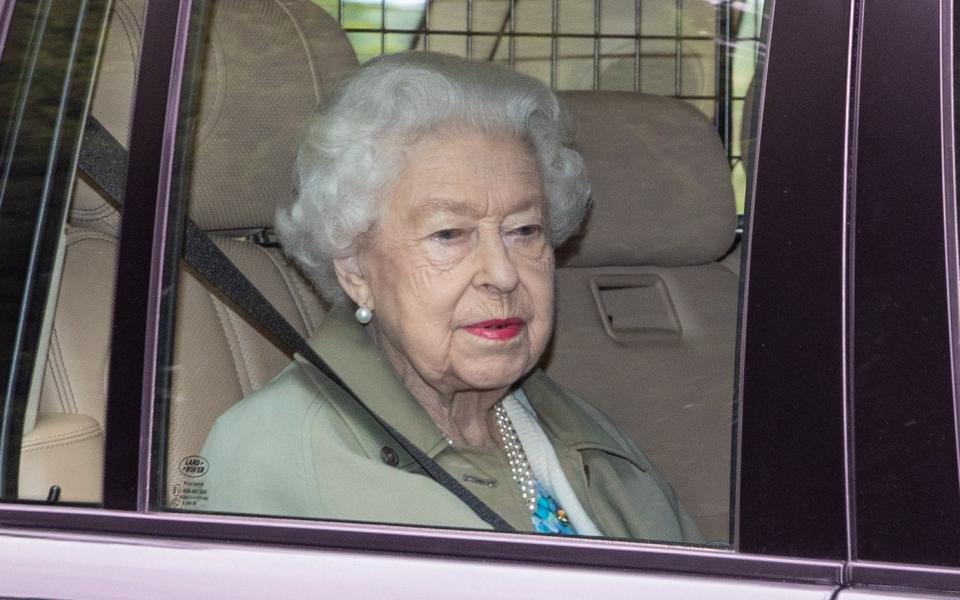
left=72, top=0, right=358, bottom=233
left=559, top=91, right=737, bottom=267
left=189, top=0, right=357, bottom=231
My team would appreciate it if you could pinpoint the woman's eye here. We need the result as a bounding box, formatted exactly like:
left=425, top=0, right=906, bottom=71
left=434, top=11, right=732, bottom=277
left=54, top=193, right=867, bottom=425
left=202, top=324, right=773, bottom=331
left=430, top=228, right=465, bottom=243
left=510, top=224, right=542, bottom=238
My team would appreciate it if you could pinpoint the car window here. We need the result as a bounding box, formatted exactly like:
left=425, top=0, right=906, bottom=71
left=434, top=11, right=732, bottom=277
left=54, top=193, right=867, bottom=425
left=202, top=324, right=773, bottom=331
left=10, top=0, right=960, bottom=595
left=0, top=0, right=141, bottom=506
left=139, top=0, right=766, bottom=547
left=319, top=0, right=760, bottom=214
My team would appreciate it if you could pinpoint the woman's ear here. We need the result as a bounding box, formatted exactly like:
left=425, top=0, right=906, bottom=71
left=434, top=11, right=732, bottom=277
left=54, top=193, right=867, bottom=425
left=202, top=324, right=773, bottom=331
left=334, top=255, right=375, bottom=310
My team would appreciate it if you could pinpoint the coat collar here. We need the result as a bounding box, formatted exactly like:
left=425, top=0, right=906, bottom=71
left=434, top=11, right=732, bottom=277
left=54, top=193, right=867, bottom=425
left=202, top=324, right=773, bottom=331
left=306, top=305, right=626, bottom=463
left=306, top=304, right=451, bottom=464
left=521, top=370, right=634, bottom=458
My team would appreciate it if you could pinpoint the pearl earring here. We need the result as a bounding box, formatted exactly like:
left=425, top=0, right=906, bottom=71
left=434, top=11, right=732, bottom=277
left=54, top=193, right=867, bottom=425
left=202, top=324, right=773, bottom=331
left=355, top=305, right=373, bottom=324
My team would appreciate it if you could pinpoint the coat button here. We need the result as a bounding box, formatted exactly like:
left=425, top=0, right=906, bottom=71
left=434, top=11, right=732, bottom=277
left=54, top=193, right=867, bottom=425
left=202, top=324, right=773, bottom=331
left=380, top=446, right=399, bottom=467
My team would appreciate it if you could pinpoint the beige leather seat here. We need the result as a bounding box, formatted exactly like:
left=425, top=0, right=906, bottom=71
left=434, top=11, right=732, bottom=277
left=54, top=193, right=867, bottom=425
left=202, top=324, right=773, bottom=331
left=545, top=91, right=739, bottom=542
left=22, top=0, right=356, bottom=504
left=163, top=0, right=356, bottom=507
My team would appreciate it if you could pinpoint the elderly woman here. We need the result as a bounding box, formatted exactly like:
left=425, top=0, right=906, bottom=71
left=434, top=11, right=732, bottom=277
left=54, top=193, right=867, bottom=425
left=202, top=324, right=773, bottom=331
left=199, top=52, right=701, bottom=542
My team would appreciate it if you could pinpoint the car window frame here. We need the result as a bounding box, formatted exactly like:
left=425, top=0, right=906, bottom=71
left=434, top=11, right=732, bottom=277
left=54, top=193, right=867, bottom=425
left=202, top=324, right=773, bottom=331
left=843, top=0, right=960, bottom=589
left=98, top=0, right=848, bottom=579
left=11, top=0, right=960, bottom=592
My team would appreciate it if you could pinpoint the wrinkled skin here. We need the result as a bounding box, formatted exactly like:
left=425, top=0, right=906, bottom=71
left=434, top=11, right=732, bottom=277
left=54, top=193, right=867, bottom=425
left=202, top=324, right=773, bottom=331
left=334, top=130, right=554, bottom=448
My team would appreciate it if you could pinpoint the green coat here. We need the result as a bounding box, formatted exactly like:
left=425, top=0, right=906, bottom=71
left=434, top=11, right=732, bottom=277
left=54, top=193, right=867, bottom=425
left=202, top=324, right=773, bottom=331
left=198, top=306, right=702, bottom=543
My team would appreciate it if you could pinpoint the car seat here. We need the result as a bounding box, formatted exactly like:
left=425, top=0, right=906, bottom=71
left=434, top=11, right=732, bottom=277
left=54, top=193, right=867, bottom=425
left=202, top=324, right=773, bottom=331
left=546, top=91, right=739, bottom=541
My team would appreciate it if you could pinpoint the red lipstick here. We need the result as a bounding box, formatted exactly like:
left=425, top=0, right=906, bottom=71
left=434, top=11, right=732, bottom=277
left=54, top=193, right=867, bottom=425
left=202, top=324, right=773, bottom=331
left=464, top=318, right=525, bottom=340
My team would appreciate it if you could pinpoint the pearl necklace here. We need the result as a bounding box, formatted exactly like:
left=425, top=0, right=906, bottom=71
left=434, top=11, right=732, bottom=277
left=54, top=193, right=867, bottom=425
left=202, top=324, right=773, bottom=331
left=494, top=401, right=537, bottom=513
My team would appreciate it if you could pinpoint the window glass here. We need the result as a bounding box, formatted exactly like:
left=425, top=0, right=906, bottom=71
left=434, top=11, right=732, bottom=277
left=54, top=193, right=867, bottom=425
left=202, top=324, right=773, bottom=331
left=315, top=0, right=763, bottom=213
left=0, top=0, right=145, bottom=505
left=155, top=0, right=767, bottom=547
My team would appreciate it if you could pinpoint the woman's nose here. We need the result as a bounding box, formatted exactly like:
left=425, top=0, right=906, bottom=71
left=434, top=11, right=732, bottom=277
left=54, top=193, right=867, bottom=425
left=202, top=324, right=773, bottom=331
left=474, top=233, right=520, bottom=293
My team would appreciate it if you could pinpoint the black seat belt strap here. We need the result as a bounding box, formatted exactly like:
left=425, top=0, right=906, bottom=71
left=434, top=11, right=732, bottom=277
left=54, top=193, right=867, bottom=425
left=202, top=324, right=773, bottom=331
left=80, top=116, right=515, bottom=533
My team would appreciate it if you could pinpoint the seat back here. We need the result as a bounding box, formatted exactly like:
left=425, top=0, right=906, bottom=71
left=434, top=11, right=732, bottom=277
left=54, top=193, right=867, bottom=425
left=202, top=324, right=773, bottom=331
left=164, top=0, right=356, bottom=506
left=546, top=92, right=739, bottom=541
left=26, top=0, right=356, bottom=505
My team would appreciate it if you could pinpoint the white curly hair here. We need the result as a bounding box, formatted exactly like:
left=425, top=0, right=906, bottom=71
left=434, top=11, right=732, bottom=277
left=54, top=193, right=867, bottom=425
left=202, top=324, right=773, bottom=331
left=276, top=51, right=591, bottom=304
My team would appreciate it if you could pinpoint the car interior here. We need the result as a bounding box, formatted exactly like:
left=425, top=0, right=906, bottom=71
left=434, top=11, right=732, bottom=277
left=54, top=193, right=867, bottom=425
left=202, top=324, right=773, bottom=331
left=17, top=0, right=746, bottom=544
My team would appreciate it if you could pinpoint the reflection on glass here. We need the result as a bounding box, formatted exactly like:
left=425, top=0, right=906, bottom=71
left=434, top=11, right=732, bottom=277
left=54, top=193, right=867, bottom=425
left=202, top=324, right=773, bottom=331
left=155, top=0, right=767, bottom=548
left=2, top=0, right=148, bottom=506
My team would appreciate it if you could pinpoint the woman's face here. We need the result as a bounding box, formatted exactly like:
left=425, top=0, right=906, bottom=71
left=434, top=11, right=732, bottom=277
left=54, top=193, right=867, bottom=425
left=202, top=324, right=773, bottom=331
left=337, top=130, right=554, bottom=398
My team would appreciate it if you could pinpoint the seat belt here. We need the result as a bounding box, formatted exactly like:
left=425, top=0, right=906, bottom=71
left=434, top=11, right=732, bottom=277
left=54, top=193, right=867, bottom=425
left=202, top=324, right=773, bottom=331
left=79, top=116, right=515, bottom=533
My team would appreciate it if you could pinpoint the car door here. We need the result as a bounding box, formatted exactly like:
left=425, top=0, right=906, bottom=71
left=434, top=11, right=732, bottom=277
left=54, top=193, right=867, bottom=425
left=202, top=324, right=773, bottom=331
left=5, top=0, right=954, bottom=597
left=837, top=0, right=960, bottom=596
